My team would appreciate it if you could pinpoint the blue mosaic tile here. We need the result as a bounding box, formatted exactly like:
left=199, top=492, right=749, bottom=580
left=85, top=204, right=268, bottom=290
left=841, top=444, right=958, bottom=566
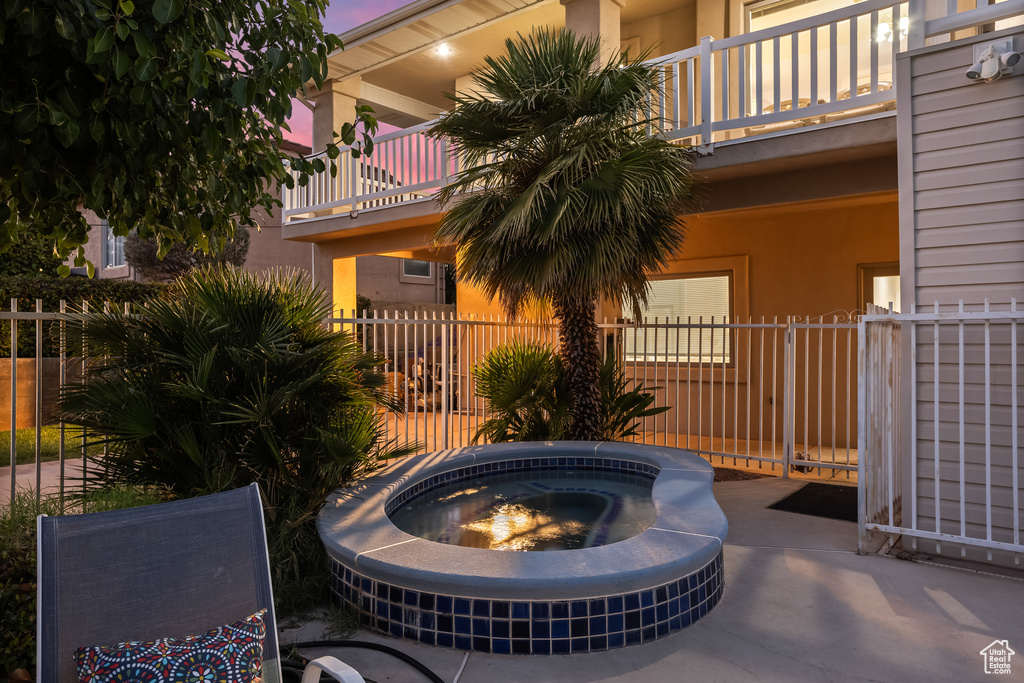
left=511, top=620, right=530, bottom=639
left=608, top=613, right=624, bottom=632
left=551, top=619, right=570, bottom=639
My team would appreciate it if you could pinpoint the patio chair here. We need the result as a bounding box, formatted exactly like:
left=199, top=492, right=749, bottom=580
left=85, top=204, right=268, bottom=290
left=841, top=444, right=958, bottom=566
left=37, top=483, right=364, bottom=683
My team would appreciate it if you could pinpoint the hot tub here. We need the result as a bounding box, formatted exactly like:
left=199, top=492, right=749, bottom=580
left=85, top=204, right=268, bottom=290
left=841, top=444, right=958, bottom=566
left=319, top=441, right=728, bottom=655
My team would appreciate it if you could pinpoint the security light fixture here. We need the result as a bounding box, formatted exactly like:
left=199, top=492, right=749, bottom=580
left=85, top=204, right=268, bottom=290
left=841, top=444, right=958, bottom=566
left=876, top=15, right=909, bottom=43
left=967, top=40, right=1020, bottom=82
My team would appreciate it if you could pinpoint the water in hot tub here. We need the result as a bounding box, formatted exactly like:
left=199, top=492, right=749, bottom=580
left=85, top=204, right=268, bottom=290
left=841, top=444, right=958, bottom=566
left=388, top=468, right=656, bottom=551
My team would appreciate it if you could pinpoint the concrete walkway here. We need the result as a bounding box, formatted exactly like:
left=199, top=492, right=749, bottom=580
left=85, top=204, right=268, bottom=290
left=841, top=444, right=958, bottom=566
left=283, top=479, right=1024, bottom=683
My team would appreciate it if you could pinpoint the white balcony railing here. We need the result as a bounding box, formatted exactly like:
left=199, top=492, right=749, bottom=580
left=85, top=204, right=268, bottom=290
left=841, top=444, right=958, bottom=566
left=283, top=0, right=1024, bottom=224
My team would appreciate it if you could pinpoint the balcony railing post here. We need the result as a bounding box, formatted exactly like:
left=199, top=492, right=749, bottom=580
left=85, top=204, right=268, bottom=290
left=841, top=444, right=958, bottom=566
left=348, top=152, right=358, bottom=216
left=908, top=0, right=926, bottom=49
left=698, top=35, right=714, bottom=154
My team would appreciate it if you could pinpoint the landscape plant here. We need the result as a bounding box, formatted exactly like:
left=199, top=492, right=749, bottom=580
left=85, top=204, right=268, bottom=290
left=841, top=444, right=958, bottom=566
left=473, top=341, right=668, bottom=443
left=58, top=267, right=414, bottom=612
left=429, top=29, right=695, bottom=440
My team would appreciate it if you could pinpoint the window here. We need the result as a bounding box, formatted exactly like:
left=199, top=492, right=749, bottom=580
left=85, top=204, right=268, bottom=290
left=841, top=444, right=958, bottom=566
left=624, top=274, right=733, bottom=363
left=859, top=263, right=900, bottom=313
left=402, top=259, right=431, bottom=278
left=101, top=221, right=125, bottom=268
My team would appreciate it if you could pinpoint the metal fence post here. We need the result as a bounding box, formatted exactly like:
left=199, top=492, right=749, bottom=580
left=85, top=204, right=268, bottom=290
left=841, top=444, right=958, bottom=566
left=781, top=318, right=793, bottom=478
left=857, top=317, right=868, bottom=554
left=441, top=313, right=450, bottom=450
left=9, top=298, right=16, bottom=502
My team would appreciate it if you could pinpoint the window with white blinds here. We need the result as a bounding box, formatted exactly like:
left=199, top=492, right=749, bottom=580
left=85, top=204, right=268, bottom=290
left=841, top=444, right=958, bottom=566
left=624, top=274, right=732, bottom=363
left=101, top=220, right=125, bottom=268
left=402, top=259, right=432, bottom=278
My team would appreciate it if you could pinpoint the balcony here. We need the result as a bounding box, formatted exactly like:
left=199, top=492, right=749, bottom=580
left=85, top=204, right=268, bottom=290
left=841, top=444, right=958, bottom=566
left=283, top=0, right=1024, bottom=226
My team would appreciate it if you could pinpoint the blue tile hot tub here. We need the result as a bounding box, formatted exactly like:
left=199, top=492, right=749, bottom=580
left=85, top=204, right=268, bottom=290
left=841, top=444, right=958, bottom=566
left=319, top=441, right=727, bottom=654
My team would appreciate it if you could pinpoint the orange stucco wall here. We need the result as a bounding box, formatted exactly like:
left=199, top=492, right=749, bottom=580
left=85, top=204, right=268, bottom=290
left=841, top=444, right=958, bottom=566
left=457, top=192, right=899, bottom=321
left=454, top=191, right=899, bottom=450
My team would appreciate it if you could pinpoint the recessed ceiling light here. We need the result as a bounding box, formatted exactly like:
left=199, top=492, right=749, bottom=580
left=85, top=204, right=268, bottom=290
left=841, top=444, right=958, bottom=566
left=437, top=43, right=452, bottom=57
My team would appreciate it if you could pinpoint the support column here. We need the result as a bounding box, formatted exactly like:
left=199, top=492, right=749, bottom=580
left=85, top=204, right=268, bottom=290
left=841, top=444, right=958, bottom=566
left=561, top=0, right=624, bottom=65
left=310, top=77, right=361, bottom=152
left=311, top=243, right=358, bottom=325
left=454, top=73, right=478, bottom=97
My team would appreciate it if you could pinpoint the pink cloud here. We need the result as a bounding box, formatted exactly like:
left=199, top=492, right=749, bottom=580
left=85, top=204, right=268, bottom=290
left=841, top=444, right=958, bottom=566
left=284, top=1, right=412, bottom=147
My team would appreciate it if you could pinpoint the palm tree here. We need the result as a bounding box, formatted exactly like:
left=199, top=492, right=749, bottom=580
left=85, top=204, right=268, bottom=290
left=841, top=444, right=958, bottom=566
left=429, top=28, right=696, bottom=440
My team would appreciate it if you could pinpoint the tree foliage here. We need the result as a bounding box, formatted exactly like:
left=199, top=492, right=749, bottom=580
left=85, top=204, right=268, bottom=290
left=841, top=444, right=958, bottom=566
left=124, top=226, right=249, bottom=280
left=0, top=0, right=376, bottom=273
left=429, top=29, right=695, bottom=439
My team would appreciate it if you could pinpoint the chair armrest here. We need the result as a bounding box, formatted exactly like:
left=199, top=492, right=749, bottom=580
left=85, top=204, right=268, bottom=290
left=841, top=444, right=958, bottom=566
left=300, top=656, right=366, bottom=683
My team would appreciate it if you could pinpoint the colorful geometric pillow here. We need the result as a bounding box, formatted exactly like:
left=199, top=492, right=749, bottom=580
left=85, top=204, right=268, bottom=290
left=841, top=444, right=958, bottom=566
left=73, top=609, right=267, bottom=683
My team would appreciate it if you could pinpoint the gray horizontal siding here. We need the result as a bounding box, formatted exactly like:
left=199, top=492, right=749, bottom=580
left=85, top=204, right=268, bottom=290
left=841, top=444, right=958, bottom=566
left=898, top=30, right=1024, bottom=567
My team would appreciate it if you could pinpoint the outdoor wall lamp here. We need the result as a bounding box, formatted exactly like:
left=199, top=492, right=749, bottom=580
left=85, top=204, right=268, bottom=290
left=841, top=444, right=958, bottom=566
left=966, top=40, right=1020, bottom=82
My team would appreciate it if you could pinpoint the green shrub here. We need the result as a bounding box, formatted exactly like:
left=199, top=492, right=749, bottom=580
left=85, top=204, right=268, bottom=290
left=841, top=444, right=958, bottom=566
left=0, top=275, right=165, bottom=358
left=0, top=231, right=64, bottom=278
left=473, top=341, right=668, bottom=443
left=58, top=267, right=414, bottom=615
left=0, top=488, right=165, bottom=683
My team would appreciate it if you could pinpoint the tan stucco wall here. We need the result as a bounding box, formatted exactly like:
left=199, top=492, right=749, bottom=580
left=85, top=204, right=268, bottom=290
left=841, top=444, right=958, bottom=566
left=622, top=5, right=697, bottom=60
left=357, top=255, right=444, bottom=307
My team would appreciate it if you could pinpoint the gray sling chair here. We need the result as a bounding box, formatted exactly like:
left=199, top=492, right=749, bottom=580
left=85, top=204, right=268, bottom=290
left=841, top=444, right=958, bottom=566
left=37, top=483, right=365, bottom=683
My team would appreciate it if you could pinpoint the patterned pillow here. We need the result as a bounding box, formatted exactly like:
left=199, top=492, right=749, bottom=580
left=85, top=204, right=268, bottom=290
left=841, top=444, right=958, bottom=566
left=73, top=609, right=267, bottom=683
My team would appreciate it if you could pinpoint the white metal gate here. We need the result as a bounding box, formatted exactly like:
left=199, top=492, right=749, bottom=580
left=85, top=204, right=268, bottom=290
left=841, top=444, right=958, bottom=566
left=859, top=301, right=1023, bottom=562
left=341, top=311, right=859, bottom=479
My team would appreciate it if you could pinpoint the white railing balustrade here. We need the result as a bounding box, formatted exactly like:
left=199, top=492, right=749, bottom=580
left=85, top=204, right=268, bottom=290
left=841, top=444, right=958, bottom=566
left=284, top=0, right=1023, bottom=222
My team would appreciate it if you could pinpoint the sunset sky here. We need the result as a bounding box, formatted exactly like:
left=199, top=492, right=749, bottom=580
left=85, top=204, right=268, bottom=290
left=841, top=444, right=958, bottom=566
left=285, top=0, right=412, bottom=147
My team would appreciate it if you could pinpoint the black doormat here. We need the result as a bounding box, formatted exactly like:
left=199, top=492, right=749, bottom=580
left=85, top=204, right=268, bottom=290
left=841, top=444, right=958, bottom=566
left=768, top=482, right=858, bottom=522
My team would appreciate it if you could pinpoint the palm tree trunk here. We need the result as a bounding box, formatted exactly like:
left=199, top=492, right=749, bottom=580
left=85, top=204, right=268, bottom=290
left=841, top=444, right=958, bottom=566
left=554, top=293, right=602, bottom=441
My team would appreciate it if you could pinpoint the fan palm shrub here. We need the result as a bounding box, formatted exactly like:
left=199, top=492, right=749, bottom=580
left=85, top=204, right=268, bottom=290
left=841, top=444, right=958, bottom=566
left=59, top=267, right=413, bottom=612
left=430, top=28, right=695, bottom=440
left=473, top=341, right=667, bottom=443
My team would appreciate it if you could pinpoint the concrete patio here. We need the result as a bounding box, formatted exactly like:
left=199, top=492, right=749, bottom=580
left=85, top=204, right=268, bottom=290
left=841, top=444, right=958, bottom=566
left=283, top=478, right=1024, bottom=682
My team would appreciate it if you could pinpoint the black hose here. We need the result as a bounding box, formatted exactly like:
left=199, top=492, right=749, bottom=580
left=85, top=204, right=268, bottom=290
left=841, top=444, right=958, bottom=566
left=281, top=640, right=446, bottom=683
